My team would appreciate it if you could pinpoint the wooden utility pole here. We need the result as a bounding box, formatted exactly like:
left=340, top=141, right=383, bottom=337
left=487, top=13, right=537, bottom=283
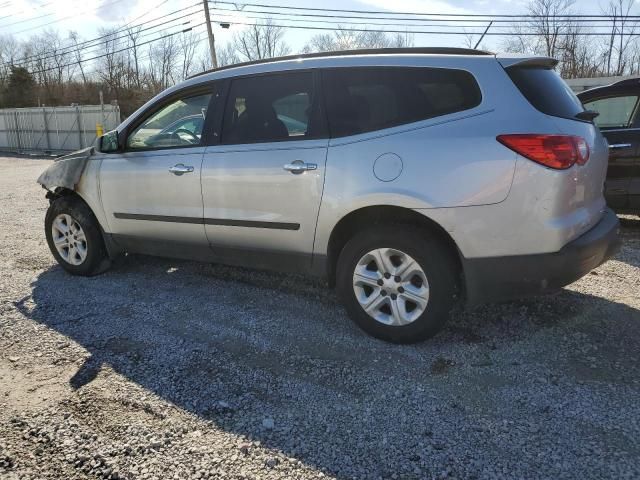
left=203, top=0, right=218, bottom=68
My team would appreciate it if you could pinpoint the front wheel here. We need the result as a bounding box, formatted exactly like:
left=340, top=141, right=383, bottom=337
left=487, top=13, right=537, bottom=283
left=336, top=226, right=458, bottom=343
left=45, top=195, right=110, bottom=276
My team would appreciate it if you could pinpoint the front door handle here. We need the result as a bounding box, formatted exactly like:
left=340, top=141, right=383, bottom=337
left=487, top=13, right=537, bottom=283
left=609, top=143, right=632, bottom=150
left=169, top=163, right=194, bottom=175
left=283, top=161, right=317, bottom=174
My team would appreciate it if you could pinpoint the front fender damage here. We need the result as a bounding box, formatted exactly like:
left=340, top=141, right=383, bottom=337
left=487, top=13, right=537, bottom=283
left=36, top=147, right=94, bottom=192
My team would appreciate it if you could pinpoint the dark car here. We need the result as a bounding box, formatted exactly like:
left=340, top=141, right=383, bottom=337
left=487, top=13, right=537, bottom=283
left=578, top=79, right=640, bottom=215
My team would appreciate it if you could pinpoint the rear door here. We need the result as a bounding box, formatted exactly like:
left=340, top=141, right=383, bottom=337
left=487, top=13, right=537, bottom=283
left=581, top=94, right=639, bottom=210
left=200, top=70, right=328, bottom=271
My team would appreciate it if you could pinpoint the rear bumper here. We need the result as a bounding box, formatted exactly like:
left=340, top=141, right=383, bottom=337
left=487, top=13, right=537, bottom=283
left=463, top=208, right=621, bottom=305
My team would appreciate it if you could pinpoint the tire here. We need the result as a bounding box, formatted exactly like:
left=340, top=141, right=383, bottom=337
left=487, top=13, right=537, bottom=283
left=45, top=195, right=110, bottom=276
left=336, top=226, right=458, bottom=344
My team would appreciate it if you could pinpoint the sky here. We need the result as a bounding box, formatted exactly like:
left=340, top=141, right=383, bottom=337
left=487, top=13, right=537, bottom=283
left=0, top=0, right=626, bottom=55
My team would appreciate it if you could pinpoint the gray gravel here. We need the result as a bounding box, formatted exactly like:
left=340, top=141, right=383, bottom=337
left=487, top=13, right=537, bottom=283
left=1, top=155, right=639, bottom=480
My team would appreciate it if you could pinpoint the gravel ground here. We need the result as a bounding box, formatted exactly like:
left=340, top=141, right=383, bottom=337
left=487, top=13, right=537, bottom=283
left=0, top=155, right=639, bottom=480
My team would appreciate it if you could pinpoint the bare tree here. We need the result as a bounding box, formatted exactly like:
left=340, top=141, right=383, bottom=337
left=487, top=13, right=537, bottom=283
left=217, top=42, right=240, bottom=67
left=0, top=34, right=20, bottom=88
left=68, top=31, right=87, bottom=84
left=148, top=34, right=179, bottom=93
left=179, top=30, right=201, bottom=79
left=503, top=0, right=608, bottom=79
left=26, top=30, right=75, bottom=103
left=502, top=23, right=537, bottom=54
left=603, top=0, right=637, bottom=75
left=560, top=21, right=606, bottom=77
left=96, top=28, right=128, bottom=99
left=232, top=19, right=290, bottom=61
left=529, top=0, right=575, bottom=57
left=126, top=26, right=143, bottom=88
left=302, top=28, right=414, bottom=53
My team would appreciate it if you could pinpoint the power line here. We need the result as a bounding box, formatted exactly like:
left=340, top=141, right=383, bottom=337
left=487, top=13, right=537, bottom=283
left=122, top=0, right=171, bottom=29
left=209, top=2, right=640, bottom=24
left=28, top=23, right=205, bottom=76
left=212, top=1, right=640, bottom=19
left=81, top=32, right=208, bottom=82
left=4, top=4, right=202, bottom=66
left=212, top=19, right=640, bottom=36
left=3, top=0, right=163, bottom=35
left=0, top=1, right=58, bottom=21
left=210, top=8, right=640, bottom=32
left=0, top=0, right=127, bottom=30
left=15, top=19, right=199, bottom=72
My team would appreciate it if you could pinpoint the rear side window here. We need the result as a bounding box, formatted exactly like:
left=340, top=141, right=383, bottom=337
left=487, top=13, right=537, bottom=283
left=221, top=71, right=319, bottom=144
left=507, top=67, right=584, bottom=120
left=582, top=95, right=639, bottom=129
left=323, top=67, right=482, bottom=138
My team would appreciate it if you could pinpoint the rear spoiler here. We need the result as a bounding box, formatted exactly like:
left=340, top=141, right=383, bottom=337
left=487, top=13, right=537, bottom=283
left=497, top=56, right=559, bottom=69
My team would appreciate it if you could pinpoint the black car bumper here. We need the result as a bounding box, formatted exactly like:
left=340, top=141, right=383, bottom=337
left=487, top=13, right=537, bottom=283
left=463, top=208, right=622, bottom=305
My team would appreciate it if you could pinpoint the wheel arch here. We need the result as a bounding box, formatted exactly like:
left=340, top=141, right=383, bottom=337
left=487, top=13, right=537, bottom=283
left=325, top=205, right=464, bottom=289
left=47, top=187, right=121, bottom=259
left=47, top=187, right=96, bottom=219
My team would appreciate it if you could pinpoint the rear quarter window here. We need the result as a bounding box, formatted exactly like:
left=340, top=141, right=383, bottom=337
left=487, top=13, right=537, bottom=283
left=322, top=67, right=482, bottom=138
left=507, top=67, right=584, bottom=119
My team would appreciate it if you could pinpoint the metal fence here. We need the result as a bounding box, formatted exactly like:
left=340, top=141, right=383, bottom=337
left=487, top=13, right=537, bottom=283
left=0, top=104, right=120, bottom=155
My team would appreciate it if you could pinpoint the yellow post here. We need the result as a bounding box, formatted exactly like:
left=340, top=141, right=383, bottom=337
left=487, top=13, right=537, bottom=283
left=96, top=123, right=104, bottom=137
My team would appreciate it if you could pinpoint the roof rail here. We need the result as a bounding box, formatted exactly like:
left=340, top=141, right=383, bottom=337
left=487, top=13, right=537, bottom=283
left=188, top=47, right=495, bottom=79
left=611, top=76, right=640, bottom=87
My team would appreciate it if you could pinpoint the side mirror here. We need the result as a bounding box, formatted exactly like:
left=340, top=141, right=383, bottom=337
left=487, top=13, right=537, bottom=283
left=100, top=130, right=120, bottom=153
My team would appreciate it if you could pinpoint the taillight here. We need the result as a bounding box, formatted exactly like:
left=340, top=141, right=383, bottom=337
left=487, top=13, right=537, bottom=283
left=497, top=134, right=590, bottom=169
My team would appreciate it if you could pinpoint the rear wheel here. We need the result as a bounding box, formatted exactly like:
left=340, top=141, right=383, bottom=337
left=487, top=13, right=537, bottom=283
left=336, top=226, right=458, bottom=343
left=45, top=196, right=110, bottom=276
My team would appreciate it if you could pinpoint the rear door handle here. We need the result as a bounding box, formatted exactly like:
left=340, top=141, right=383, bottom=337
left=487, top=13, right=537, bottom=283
left=283, top=161, right=317, bottom=174
left=609, top=143, right=632, bottom=150
left=169, top=163, right=194, bottom=175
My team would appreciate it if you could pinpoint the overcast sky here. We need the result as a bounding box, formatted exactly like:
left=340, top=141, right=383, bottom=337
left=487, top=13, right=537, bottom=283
left=0, top=0, right=627, bottom=53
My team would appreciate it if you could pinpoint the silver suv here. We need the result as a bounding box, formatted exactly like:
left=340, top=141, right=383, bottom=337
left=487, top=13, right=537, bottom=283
left=37, top=48, right=621, bottom=343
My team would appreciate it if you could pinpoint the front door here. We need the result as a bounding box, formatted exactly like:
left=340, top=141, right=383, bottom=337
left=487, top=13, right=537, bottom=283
left=583, top=94, right=639, bottom=210
left=100, top=90, right=215, bottom=251
left=201, top=71, right=328, bottom=271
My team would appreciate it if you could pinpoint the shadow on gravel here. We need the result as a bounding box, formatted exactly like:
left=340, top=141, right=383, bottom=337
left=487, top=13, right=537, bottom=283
left=617, top=215, right=640, bottom=268
left=14, top=256, right=640, bottom=479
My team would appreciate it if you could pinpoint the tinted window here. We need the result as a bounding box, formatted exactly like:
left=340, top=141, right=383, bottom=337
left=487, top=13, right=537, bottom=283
left=323, top=67, right=481, bottom=137
left=583, top=95, right=639, bottom=129
left=222, top=72, right=318, bottom=144
left=507, top=67, right=584, bottom=120
left=127, top=93, right=212, bottom=149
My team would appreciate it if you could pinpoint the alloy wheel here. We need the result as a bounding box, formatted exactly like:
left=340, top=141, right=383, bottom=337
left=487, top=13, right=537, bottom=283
left=51, top=213, right=88, bottom=266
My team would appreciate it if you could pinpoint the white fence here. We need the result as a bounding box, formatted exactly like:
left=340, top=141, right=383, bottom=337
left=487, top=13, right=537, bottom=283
left=0, top=104, right=120, bottom=155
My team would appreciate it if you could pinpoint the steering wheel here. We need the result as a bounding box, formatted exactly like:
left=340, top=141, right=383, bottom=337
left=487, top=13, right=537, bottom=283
left=173, top=128, right=199, bottom=143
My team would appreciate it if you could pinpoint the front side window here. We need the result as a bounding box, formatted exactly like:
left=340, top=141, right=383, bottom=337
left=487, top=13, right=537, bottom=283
left=127, top=92, right=212, bottom=149
left=323, top=67, right=482, bottom=138
left=221, top=72, right=317, bottom=144
left=583, top=95, right=639, bottom=129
